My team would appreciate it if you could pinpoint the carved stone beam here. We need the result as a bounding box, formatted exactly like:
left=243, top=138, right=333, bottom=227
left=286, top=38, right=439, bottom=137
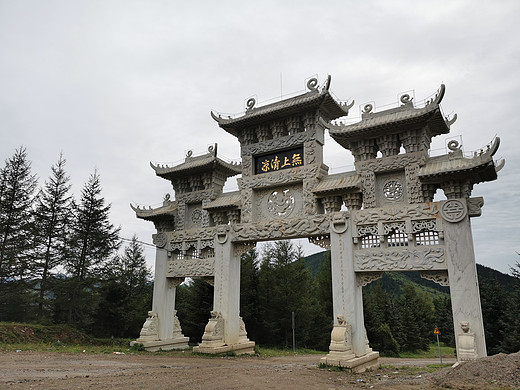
left=419, top=270, right=449, bottom=286
left=168, top=277, right=185, bottom=288
left=356, top=272, right=384, bottom=287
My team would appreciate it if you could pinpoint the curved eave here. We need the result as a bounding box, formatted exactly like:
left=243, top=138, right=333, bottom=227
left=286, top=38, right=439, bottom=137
left=312, top=173, right=361, bottom=195
left=151, top=158, right=242, bottom=180
left=130, top=202, right=177, bottom=222
left=329, top=106, right=449, bottom=146
left=211, top=91, right=350, bottom=137
left=419, top=159, right=498, bottom=184
left=203, top=191, right=242, bottom=211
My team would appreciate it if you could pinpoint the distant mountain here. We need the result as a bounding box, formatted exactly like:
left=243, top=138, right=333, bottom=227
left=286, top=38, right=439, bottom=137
left=303, top=250, right=516, bottom=297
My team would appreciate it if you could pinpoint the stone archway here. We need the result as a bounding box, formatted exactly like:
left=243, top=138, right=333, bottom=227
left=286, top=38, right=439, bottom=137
left=132, top=77, right=503, bottom=370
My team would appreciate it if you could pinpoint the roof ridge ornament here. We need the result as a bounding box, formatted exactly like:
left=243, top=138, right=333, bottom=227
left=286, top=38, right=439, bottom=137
left=245, top=98, right=256, bottom=111
left=307, top=77, right=319, bottom=92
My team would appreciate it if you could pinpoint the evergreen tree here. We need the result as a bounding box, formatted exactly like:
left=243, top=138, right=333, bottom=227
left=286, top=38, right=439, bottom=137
left=62, top=171, right=121, bottom=328
left=91, top=236, right=152, bottom=337
left=394, top=284, right=434, bottom=352
left=363, top=283, right=400, bottom=356
left=479, top=275, right=510, bottom=354
left=0, top=147, right=38, bottom=279
left=240, top=248, right=260, bottom=341
left=312, top=250, right=334, bottom=350
left=432, top=296, right=454, bottom=346
left=176, top=278, right=213, bottom=343
left=0, top=147, right=38, bottom=321
left=257, top=240, right=319, bottom=349
left=501, top=258, right=520, bottom=353
left=32, top=153, right=73, bottom=321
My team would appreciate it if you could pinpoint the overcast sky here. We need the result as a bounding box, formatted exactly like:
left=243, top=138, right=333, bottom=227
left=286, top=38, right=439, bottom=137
left=1, top=0, right=519, bottom=274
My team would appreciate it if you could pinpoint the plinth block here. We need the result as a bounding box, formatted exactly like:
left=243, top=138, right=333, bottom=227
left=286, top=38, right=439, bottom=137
left=320, top=351, right=380, bottom=372
left=130, top=336, right=189, bottom=352
left=193, top=341, right=255, bottom=355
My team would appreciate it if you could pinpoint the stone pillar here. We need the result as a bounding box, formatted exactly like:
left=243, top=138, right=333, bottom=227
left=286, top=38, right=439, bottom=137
left=131, top=246, right=189, bottom=351
left=441, top=199, right=487, bottom=360
left=194, top=229, right=254, bottom=354
left=321, top=213, right=379, bottom=371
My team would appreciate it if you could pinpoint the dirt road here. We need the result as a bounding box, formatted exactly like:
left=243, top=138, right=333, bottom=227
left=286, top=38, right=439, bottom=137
left=0, top=350, right=517, bottom=389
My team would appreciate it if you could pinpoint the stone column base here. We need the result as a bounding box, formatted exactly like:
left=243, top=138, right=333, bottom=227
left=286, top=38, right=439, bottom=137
left=130, top=336, right=189, bottom=352
left=193, top=341, right=255, bottom=355
left=320, top=351, right=380, bottom=372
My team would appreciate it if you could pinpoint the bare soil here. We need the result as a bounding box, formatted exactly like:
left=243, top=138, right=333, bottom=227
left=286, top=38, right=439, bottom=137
left=0, top=350, right=518, bottom=389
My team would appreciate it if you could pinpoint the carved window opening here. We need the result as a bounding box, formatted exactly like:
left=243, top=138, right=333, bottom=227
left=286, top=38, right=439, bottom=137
left=361, top=234, right=380, bottom=249
left=185, top=249, right=200, bottom=259
left=415, top=230, right=439, bottom=245
left=387, top=229, right=408, bottom=247
left=173, top=250, right=184, bottom=260
left=201, top=248, right=215, bottom=258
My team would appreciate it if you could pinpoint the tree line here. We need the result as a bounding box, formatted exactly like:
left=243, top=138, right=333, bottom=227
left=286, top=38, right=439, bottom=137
left=178, top=242, right=520, bottom=356
left=0, top=147, right=152, bottom=337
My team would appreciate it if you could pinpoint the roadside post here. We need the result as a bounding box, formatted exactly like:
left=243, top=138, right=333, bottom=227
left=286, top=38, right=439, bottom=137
left=434, top=326, right=442, bottom=364
left=292, top=311, right=295, bottom=353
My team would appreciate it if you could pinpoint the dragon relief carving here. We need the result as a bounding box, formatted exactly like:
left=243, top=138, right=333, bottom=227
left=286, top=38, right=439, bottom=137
left=353, top=203, right=439, bottom=225
left=231, top=214, right=330, bottom=242
left=405, top=164, right=423, bottom=203
left=241, top=131, right=316, bottom=155
left=361, top=171, right=376, bottom=208
left=240, top=165, right=319, bottom=189
left=354, top=247, right=446, bottom=271
left=167, top=258, right=215, bottom=278
left=359, top=152, right=426, bottom=173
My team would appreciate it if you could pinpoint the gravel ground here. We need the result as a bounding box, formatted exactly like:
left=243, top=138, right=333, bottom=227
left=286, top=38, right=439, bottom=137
left=0, top=350, right=518, bottom=389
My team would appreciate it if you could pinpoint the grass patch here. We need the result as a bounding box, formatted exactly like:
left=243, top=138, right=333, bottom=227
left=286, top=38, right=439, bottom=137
left=255, top=346, right=326, bottom=357
left=398, top=343, right=456, bottom=359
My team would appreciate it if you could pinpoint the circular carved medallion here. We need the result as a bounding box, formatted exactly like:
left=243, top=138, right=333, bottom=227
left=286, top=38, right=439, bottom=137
left=441, top=199, right=467, bottom=223
left=191, top=208, right=203, bottom=225
left=267, top=189, right=295, bottom=218
left=154, top=232, right=166, bottom=248
left=383, top=180, right=403, bottom=201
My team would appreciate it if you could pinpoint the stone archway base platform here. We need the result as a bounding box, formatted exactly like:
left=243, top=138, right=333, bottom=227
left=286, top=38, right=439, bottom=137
left=130, top=337, right=189, bottom=352
left=320, top=351, right=380, bottom=372
left=193, top=341, right=255, bottom=355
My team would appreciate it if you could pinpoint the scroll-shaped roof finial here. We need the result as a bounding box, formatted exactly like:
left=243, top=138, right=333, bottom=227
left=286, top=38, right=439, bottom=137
left=307, top=77, right=318, bottom=92
left=246, top=97, right=256, bottom=111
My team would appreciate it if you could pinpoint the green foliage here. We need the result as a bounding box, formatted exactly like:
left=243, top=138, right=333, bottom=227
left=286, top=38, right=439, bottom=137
left=32, top=153, right=73, bottom=321
left=0, top=147, right=38, bottom=281
left=176, top=278, right=213, bottom=343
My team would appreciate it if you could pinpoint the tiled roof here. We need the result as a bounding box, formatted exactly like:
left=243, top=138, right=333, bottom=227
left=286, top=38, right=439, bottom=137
left=151, top=153, right=241, bottom=178
left=211, top=77, right=350, bottom=136
left=312, top=172, right=361, bottom=194
left=131, top=201, right=177, bottom=221
left=203, top=191, right=242, bottom=210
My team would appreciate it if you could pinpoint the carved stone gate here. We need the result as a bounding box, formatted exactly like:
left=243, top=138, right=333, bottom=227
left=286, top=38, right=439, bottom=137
left=131, top=76, right=503, bottom=370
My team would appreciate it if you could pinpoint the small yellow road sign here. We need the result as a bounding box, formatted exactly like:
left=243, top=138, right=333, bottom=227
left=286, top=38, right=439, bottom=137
left=434, top=327, right=440, bottom=335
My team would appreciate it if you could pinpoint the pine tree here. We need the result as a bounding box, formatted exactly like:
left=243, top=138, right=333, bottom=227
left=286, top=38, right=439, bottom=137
left=0, top=147, right=38, bottom=279
left=0, top=147, right=38, bottom=322
left=33, top=153, right=73, bottom=321
left=364, top=283, right=400, bottom=355
left=240, top=248, right=260, bottom=342
left=479, top=275, right=510, bottom=354
left=176, top=278, right=213, bottom=343
left=394, top=284, right=434, bottom=352
left=257, top=240, right=319, bottom=348
left=501, top=259, right=520, bottom=353
left=62, top=170, right=121, bottom=328
left=91, top=236, right=152, bottom=337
